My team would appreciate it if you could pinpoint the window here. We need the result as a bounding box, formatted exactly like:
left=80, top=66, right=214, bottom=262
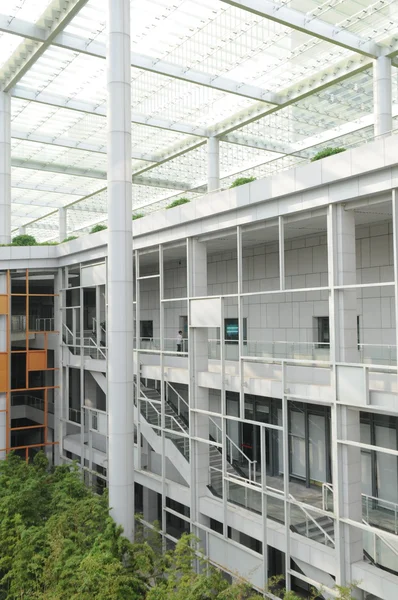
left=316, top=316, right=361, bottom=348
left=140, top=320, right=153, bottom=340
left=224, top=318, right=247, bottom=343
left=317, top=317, right=330, bottom=347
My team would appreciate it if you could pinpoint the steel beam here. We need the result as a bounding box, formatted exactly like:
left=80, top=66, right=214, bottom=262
left=221, top=0, right=382, bottom=58
left=0, top=0, right=90, bottom=92
left=12, top=159, right=191, bottom=192
left=11, top=131, right=158, bottom=162
left=0, top=17, right=278, bottom=104
left=11, top=86, right=208, bottom=137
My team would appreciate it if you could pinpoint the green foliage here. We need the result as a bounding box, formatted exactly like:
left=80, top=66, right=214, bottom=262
left=0, top=454, right=147, bottom=599
left=62, top=236, right=78, bottom=242
left=229, top=177, right=256, bottom=188
left=40, top=241, right=59, bottom=245
left=10, top=234, right=37, bottom=246
left=311, top=147, right=346, bottom=162
left=0, top=454, right=358, bottom=600
left=90, top=224, right=107, bottom=233
left=132, top=213, right=144, bottom=220
left=166, top=198, right=190, bottom=209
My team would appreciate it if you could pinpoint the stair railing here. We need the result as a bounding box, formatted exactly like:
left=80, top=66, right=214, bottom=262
left=208, top=416, right=257, bottom=484
left=289, top=494, right=335, bottom=548
left=322, top=482, right=334, bottom=512
left=362, top=518, right=398, bottom=567
left=166, top=381, right=189, bottom=423
left=135, top=382, right=187, bottom=437
left=323, top=483, right=398, bottom=536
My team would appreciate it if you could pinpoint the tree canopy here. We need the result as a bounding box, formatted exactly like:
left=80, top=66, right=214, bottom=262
left=0, top=453, right=356, bottom=600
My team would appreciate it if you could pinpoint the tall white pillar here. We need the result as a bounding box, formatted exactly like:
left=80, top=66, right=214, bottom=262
left=107, top=0, right=134, bottom=541
left=328, top=204, right=358, bottom=363
left=0, top=273, right=7, bottom=460
left=0, top=93, right=11, bottom=245
left=59, top=207, right=67, bottom=242
left=188, top=239, right=209, bottom=502
left=373, top=56, right=392, bottom=137
left=207, top=137, right=220, bottom=192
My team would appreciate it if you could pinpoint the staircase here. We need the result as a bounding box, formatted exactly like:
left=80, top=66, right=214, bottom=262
left=291, top=514, right=335, bottom=547
left=137, top=380, right=243, bottom=495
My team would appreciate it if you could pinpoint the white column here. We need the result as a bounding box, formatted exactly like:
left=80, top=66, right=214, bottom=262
left=0, top=93, right=11, bottom=245
left=328, top=204, right=358, bottom=363
left=373, top=56, right=392, bottom=137
left=339, top=407, right=363, bottom=598
left=207, top=137, right=220, bottom=192
left=188, top=239, right=209, bottom=501
left=0, top=273, right=6, bottom=459
left=59, top=207, right=67, bottom=242
left=107, top=0, right=134, bottom=541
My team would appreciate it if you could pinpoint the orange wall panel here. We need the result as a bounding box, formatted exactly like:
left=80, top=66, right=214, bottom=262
left=27, top=350, right=47, bottom=371
left=0, top=354, right=8, bottom=392
left=0, top=295, right=8, bottom=315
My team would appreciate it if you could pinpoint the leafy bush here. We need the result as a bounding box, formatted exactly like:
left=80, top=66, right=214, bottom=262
left=40, top=241, right=59, bottom=245
left=229, top=176, right=256, bottom=188
left=132, top=213, right=144, bottom=220
left=311, top=147, right=346, bottom=162
left=166, top=197, right=190, bottom=209
left=90, top=224, right=107, bottom=234
left=62, top=236, right=78, bottom=242
left=11, top=234, right=37, bottom=246
left=0, top=453, right=359, bottom=600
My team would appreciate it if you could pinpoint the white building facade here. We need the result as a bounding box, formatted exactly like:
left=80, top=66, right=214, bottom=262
left=1, top=135, right=398, bottom=599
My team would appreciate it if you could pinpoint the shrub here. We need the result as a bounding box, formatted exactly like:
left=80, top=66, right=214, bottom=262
left=90, top=224, right=107, bottom=233
left=311, top=147, right=346, bottom=162
left=40, top=241, right=58, bottom=245
left=11, top=234, right=37, bottom=246
left=229, top=176, right=256, bottom=188
left=132, top=213, right=144, bottom=220
left=166, top=197, right=190, bottom=209
left=62, top=236, right=78, bottom=242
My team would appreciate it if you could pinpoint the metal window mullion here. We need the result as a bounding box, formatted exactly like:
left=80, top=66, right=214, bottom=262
left=392, top=189, right=398, bottom=367
left=281, top=361, right=291, bottom=591
left=187, top=238, right=196, bottom=533
left=220, top=297, right=228, bottom=537
left=135, top=251, right=142, bottom=471
left=327, top=203, right=343, bottom=586
left=79, top=264, right=84, bottom=468
left=261, top=425, right=268, bottom=586
left=279, top=216, right=285, bottom=291
left=237, top=226, right=245, bottom=421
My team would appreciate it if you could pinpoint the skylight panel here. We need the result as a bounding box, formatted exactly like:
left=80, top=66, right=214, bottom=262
left=0, top=32, right=24, bottom=69
left=5, top=0, right=53, bottom=22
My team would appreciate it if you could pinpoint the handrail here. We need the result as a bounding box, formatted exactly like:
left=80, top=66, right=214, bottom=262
left=209, top=416, right=258, bottom=484
left=166, top=381, right=189, bottom=420
left=323, top=483, right=398, bottom=534
left=362, top=518, right=398, bottom=560
left=134, top=381, right=187, bottom=437
left=35, top=317, right=54, bottom=331
left=290, top=494, right=335, bottom=547
left=322, top=482, right=334, bottom=512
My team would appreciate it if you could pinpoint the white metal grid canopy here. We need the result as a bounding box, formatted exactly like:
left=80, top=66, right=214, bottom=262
left=0, top=0, right=397, bottom=239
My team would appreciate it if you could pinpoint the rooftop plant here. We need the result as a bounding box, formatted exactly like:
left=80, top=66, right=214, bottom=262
left=11, top=234, right=38, bottom=246
left=311, top=147, right=346, bottom=162
left=62, top=236, right=78, bottom=242
left=132, top=213, right=144, bottom=220
left=166, top=197, right=190, bottom=209
left=229, top=176, right=256, bottom=188
left=90, top=224, right=107, bottom=233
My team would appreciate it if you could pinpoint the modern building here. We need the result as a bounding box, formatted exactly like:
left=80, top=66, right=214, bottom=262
left=0, top=1, right=398, bottom=598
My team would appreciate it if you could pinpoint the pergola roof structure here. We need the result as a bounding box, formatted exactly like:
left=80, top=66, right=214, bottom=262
left=1, top=0, right=398, bottom=241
